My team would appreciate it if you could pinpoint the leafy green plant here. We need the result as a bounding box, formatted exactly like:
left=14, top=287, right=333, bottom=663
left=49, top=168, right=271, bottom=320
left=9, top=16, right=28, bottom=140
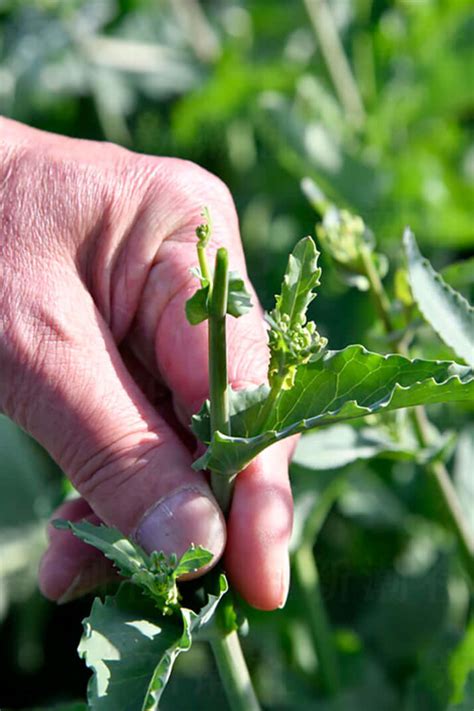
left=53, top=206, right=474, bottom=711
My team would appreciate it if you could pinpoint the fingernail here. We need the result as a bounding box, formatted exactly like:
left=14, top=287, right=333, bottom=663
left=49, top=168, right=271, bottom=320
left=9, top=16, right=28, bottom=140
left=135, top=487, right=226, bottom=563
left=278, top=556, right=291, bottom=609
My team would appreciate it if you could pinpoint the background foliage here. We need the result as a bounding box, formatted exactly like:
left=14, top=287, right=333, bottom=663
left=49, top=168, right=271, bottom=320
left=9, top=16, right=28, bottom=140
left=0, top=1, right=472, bottom=709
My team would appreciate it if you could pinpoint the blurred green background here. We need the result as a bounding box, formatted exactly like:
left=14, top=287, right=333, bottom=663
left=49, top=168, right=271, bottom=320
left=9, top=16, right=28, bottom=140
left=0, top=1, right=473, bottom=709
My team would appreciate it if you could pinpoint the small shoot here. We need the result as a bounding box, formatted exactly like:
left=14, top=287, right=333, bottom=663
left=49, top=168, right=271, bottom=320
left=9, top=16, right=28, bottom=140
left=186, top=209, right=252, bottom=326
left=267, top=236, right=327, bottom=390
left=258, top=236, right=327, bottom=431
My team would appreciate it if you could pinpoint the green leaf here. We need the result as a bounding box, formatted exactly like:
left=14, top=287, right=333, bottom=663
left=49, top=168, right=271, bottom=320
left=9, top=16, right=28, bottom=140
left=79, top=583, right=186, bottom=711
left=174, top=546, right=214, bottom=577
left=185, top=271, right=251, bottom=324
left=53, top=520, right=212, bottom=613
left=185, top=284, right=210, bottom=325
left=404, top=229, right=474, bottom=366
left=292, top=424, right=454, bottom=471
left=338, top=467, right=408, bottom=529
left=78, top=574, right=228, bottom=711
left=227, top=271, right=253, bottom=317
left=449, top=620, right=474, bottom=705
left=193, top=345, right=474, bottom=475
left=185, top=571, right=229, bottom=637
left=441, top=257, right=474, bottom=290
left=275, top=236, right=322, bottom=324
left=292, top=425, right=418, bottom=471
left=448, top=673, right=474, bottom=710
left=360, top=556, right=449, bottom=665
left=453, top=427, right=474, bottom=539
left=53, top=520, right=149, bottom=578
left=191, top=383, right=268, bottom=444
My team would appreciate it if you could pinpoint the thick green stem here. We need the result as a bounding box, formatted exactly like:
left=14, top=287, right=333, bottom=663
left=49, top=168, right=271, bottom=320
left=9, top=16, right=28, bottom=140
left=206, top=247, right=261, bottom=710
left=208, top=248, right=234, bottom=513
left=209, top=249, right=230, bottom=437
left=360, top=248, right=474, bottom=586
left=211, top=629, right=261, bottom=711
left=293, top=545, right=341, bottom=696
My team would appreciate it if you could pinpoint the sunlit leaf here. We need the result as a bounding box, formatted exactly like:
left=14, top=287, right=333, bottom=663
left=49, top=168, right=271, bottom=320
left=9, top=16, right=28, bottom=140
left=185, top=284, right=210, bottom=325
left=193, top=346, right=473, bottom=475
left=78, top=574, right=227, bottom=711
left=453, top=427, right=474, bottom=539
left=227, top=271, right=253, bottom=317
left=292, top=425, right=417, bottom=470
left=404, top=229, right=474, bottom=366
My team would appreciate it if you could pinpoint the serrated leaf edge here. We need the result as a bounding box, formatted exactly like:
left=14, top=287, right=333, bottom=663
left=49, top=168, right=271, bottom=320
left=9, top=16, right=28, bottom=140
left=404, top=228, right=474, bottom=366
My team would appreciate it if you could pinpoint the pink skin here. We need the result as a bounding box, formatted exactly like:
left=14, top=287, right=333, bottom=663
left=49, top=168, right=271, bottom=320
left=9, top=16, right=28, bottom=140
left=0, top=118, right=294, bottom=610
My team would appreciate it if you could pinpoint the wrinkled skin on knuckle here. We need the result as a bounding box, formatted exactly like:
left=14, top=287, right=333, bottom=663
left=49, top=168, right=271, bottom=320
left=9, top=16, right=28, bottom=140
left=69, top=432, right=194, bottom=533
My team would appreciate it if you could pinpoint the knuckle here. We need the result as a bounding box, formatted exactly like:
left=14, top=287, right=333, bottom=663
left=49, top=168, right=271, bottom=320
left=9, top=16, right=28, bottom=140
left=72, top=431, right=160, bottom=498
left=69, top=427, right=187, bottom=522
left=140, top=156, right=238, bottom=241
left=165, top=157, right=234, bottom=206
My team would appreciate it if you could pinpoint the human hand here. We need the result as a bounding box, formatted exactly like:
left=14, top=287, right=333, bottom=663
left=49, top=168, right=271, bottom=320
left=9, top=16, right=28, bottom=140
left=0, top=118, right=293, bottom=610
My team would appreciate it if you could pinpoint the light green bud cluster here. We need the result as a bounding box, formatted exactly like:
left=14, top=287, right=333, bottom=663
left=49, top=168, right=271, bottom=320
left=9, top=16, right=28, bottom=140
left=316, top=207, right=368, bottom=268
left=131, top=550, right=181, bottom=615
left=268, top=311, right=327, bottom=389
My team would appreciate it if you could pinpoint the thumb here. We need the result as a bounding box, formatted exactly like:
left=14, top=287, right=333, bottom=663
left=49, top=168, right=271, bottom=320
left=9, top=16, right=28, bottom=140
left=2, top=271, right=226, bottom=569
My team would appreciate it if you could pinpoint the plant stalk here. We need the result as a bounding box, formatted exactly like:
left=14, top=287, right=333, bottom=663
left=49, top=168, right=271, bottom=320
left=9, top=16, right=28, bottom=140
left=206, top=246, right=261, bottom=710
left=293, top=545, right=341, bottom=696
left=360, top=247, right=474, bottom=585
left=209, top=248, right=230, bottom=437
left=198, top=242, right=212, bottom=284
left=208, top=248, right=234, bottom=514
left=211, top=629, right=261, bottom=711
left=359, top=244, right=393, bottom=334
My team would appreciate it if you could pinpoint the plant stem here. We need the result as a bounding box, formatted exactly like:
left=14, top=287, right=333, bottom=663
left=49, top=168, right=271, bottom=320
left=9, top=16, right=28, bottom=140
left=198, top=242, right=212, bottom=284
left=293, top=545, right=341, bottom=696
left=209, top=249, right=230, bottom=437
left=211, top=629, right=261, bottom=711
left=206, top=247, right=262, bottom=710
left=255, top=372, right=286, bottom=433
left=360, top=247, right=474, bottom=585
left=208, top=248, right=234, bottom=513
left=359, top=244, right=393, bottom=334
